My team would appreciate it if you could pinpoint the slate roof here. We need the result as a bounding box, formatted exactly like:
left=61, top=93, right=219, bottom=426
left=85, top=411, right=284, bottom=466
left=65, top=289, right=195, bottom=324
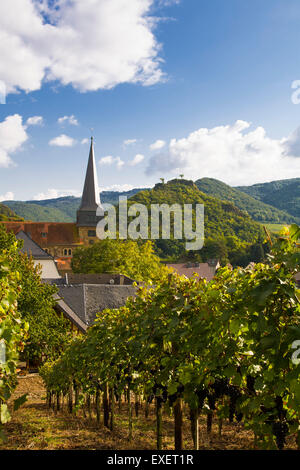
left=54, top=294, right=88, bottom=333
left=65, top=273, right=136, bottom=285
left=16, top=230, right=52, bottom=260
left=57, top=284, right=137, bottom=328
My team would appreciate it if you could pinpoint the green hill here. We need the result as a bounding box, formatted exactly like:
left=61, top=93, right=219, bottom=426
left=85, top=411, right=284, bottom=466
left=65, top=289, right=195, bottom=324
left=4, top=189, right=147, bottom=222
left=3, top=201, right=74, bottom=223
left=195, top=178, right=298, bottom=224
left=102, top=188, right=149, bottom=206
left=0, top=203, right=24, bottom=221
left=236, top=178, right=300, bottom=220
left=129, top=179, right=265, bottom=265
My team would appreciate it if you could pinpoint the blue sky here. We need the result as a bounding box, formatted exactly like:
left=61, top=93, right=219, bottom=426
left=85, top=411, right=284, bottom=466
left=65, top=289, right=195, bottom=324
left=1, top=0, right=300, bottom=201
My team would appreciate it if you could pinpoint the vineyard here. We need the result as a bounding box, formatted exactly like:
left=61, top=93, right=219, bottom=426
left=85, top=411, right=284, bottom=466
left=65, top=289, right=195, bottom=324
left=37, top=225, right=300, bottom=451
left=0, top=224, right=299, bottom=450
left=0, top=240, right=28, bottom=440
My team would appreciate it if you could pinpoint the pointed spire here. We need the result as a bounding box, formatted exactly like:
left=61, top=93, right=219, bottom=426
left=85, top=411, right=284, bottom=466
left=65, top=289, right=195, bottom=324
left=79, top=136, right=100, bottom=211
left=77, top=137, right=102, bottom=227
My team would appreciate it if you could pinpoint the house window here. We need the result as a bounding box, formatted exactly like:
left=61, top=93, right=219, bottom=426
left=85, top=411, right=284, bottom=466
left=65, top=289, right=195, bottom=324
left=88, top=230, right=96, bottom=237
left=63, top=249, right=68, bottom=256
left=44, top=249, right=48, bottom=253
left=68, top=249, right=72, bottom=256
left=41, top=232, right=47, bottom=238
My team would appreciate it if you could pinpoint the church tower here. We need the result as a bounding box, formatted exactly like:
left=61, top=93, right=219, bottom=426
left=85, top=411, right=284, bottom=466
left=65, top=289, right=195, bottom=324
left=76, top=137, right=102, bottom=245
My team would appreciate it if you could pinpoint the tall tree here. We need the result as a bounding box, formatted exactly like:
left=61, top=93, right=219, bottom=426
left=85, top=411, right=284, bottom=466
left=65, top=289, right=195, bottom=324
left=71, top=239, right=170, bottom=283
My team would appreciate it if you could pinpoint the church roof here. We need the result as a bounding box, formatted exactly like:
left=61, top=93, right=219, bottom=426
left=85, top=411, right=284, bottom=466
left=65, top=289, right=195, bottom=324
left=78, top=137, right=100, bottom=212
left=16, top=230, right=52, bottom=260
left=1, top=222, right=81, bottom=246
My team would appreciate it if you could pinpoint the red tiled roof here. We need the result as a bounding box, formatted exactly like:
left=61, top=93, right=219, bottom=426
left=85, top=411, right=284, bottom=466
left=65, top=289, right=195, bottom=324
left=1, top=222, right=81, bottom=246
left=167, top=263, right=216, bottom=281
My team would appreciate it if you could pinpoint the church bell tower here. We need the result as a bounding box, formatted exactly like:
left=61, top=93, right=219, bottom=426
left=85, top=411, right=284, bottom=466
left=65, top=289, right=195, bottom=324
left=76, top=137, right=102, bottom=244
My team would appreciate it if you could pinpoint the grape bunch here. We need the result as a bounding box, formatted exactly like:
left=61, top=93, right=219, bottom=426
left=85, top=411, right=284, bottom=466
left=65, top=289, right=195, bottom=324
left=272, top=421, right=289, bottom=450
left=246, top=375, right=256, bottom=394
left=212, top=378, right=229, bottom=398
left=195, top=388, right=208, bottom=410
left=207, top=394, right=216, bottom=411
left=227, top=385, right=241, bottom=423
left=147, top=394, right=154, bottom=404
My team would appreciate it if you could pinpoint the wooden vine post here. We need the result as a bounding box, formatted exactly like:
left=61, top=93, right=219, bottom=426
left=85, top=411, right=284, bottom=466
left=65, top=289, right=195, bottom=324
left=110, top=387, right=115, bottom=432
left=156, top=397, right=163, bottom=450
left=68, top=383, right=73, bottom=414
left=96, top=384, right=101, bottom=425
left=135, top=393, right=139, bottom=417
left=103, top=383, right=110, bottom=428
left=128, top=387, right=133, bottom=441
left=174, top=397, right=183, bottom=450
left=190, top=407, right=199, bottom=450
left=56, top=392, right=61, bottom=412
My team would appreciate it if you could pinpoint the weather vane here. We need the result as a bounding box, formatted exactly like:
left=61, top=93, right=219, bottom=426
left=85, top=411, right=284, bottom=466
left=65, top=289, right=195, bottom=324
left=90, top=128, right=94, bottom=140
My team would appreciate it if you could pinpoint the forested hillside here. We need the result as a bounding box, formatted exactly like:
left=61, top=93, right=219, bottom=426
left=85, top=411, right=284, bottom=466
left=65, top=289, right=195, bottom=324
left=0, top=203, right=23, bottom=221
left=237, top=178, right=300, bottom=219
left=2, top=201, right=73, bottom=223
left=196, top=178, right=298, bottom=224
left=4, top=189, right=147, bottom=222
left=130, top=179, right=265, bottom=265
left=4, top=178, right=299, bottom=225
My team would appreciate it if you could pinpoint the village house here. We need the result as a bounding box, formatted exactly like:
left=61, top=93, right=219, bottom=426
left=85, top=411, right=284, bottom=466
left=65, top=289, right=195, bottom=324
left=1, top=139, right=139, bottom=333
left=167, top=260, right=220, bottom=281
left=1, top=137, right=101, bottom=274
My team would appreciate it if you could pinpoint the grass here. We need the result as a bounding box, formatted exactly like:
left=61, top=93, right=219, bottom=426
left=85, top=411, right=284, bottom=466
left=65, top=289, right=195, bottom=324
left=0, top=375, right=298, bottom=450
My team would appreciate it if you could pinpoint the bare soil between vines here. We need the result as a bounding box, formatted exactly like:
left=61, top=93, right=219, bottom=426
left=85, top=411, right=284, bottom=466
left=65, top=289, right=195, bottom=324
left=0, top=375, right=297, bottom=450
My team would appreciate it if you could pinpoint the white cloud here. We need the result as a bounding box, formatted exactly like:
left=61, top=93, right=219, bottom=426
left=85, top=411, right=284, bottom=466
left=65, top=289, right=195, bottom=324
left=33, top=188, right=81, bottom=200
left=99, top=155, right=114, bottom=165
left=0, top=191, right=14, bottom=202
left=282, top=127, right=300, bottom=157
left=0, top=114, right=28, bottom=167
left=99, top=155, right=125, bottom=169
left=58, top=115, right=78, bottom=126
left=49, top=134, right=76, bottom=147
left=150, top=139, right=166, bottom=150
left=100, top=184, right=135, bottom=192
left=0, top=0, right=167, bottom=94
left=130, top=154, right=145, bottom=166
left=26, top=115, right=43, bottom=126
left=123, top=139, right=137, bottom=147
left=158, top=0, right=181, bottom=6
left=115, top=157, right=125, bottom=169
left=81, top=138, right=89, bottom=145
left=146, top=120, right=300, bottom=186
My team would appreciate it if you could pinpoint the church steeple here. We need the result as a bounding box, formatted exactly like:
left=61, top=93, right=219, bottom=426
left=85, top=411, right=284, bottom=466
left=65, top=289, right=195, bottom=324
left=76, top=137, right=102, bottom=227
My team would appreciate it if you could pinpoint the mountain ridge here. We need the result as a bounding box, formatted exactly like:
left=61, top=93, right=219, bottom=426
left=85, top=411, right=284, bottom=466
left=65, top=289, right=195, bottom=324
left=3, top=177, right=299, bottom=224
left=195, top=177, right=299, bottom=224
left=236, top=178, right=300, bottom=219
